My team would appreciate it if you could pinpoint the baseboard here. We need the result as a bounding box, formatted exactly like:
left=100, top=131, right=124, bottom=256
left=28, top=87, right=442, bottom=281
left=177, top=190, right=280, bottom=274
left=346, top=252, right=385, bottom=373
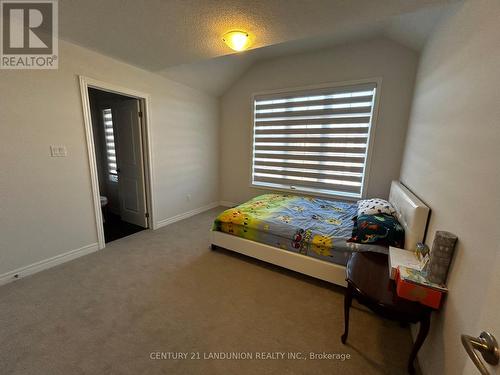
left=219, top=201, right=237, bottom=207
left=0, top=243, right=99, bottom=286
left=155, top=201, right=220, bottom=229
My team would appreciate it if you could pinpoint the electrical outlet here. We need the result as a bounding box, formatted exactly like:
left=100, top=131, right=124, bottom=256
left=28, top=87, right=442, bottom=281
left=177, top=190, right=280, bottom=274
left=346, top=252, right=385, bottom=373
left=50, top=145, right=67, bottom=157
left=186, top=194, right=191, bottom=201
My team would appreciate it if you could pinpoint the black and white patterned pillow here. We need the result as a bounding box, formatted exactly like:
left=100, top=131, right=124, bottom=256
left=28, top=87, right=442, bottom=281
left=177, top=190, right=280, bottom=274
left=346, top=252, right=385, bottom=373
left=357, top=198, right=397, bottom=217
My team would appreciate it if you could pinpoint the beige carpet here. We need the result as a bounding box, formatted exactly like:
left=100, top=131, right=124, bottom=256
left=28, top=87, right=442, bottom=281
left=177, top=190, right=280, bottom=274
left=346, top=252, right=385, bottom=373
left=0, top=207, right=416, bottom=374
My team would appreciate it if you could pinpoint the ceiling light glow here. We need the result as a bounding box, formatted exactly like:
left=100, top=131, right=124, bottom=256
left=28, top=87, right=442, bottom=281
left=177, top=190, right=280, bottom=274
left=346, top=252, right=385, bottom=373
left=222, top=30, right=250, bottom=52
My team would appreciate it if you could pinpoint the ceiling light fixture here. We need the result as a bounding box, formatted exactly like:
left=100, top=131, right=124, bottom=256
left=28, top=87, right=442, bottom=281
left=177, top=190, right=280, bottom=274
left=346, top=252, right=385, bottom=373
left=222, top=30, right=250, bottom=52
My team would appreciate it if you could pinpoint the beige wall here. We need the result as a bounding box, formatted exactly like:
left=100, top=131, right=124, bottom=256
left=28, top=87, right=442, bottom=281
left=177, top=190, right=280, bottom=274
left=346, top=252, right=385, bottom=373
left=399, top=1, right=500, bottom=374
left=0, top=39, right=219, bottom=277
left=220, top=37, right=419, bottom=204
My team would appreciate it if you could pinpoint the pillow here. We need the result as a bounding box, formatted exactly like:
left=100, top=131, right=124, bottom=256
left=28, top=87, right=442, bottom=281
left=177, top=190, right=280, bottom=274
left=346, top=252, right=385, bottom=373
left=348, top=214, right=405, bottom=248
left=357, top=198, right=396, bottom=217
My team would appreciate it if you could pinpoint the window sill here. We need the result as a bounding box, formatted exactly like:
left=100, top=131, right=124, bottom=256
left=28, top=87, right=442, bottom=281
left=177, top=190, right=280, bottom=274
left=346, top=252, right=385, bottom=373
left=250, top=182, right=361, bottom=202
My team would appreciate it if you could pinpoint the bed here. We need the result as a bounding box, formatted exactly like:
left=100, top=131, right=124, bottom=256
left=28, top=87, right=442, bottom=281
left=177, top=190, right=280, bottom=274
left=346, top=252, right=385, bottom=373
left=210, top=181, right=429, bottom=286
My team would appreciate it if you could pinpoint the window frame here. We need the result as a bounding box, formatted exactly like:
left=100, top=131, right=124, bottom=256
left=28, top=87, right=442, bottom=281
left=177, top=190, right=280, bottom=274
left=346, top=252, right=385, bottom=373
left=249, top=78, right=382, bottom=201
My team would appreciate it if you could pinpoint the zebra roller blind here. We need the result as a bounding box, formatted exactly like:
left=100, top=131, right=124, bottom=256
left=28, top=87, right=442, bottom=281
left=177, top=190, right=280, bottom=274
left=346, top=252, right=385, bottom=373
left=102, top=108, right=118, bottom=182
left=252, top=82, right=378, bottom=198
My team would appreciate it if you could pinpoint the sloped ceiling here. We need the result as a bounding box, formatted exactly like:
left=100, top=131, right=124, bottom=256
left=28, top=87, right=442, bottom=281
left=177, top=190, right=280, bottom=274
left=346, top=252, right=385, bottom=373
left=58, top=0, right=460, bottom=95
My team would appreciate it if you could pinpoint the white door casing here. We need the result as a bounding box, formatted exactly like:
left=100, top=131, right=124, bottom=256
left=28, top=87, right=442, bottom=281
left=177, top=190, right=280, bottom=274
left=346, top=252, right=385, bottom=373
left=113, top=99, right=148, bottom=228
left=79, top=76, right=156, bottom=249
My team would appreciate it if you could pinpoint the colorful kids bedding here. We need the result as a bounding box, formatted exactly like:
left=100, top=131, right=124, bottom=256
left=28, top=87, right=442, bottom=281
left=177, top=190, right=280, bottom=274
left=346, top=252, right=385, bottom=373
left=212, top=193, right=389, bottom=266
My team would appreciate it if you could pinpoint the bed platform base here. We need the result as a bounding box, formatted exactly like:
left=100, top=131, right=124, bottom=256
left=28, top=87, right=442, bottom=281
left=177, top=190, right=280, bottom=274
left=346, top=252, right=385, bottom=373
left=210, top=230, right=347, bottom=286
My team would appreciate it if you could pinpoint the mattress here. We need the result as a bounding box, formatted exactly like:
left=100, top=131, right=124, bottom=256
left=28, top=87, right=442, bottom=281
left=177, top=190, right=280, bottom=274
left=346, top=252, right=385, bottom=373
left=213, top=193, right=388, bottom=266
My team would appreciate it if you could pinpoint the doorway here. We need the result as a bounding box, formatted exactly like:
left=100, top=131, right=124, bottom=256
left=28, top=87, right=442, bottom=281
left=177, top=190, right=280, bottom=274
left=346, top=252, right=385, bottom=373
left=80, top=77, right=155, bottom=248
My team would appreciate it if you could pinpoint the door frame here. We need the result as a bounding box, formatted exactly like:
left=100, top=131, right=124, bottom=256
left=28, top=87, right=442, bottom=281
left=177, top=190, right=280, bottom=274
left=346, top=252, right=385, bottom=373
left=79, top=76, right=156, bottom=249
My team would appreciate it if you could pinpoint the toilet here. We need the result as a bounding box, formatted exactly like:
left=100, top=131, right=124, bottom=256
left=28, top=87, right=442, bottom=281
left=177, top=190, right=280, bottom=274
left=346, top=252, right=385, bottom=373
left=100, top=196, right=108, bottom=222
left=100, top=196, right=108, bottom=207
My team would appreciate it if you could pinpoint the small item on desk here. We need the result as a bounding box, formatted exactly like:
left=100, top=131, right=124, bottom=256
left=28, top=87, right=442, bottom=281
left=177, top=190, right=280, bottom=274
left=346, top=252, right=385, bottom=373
left=415, top=242, right=431, bottom=275
left=415, top=242, right=430, bottom=261
left=427, top=231, right=458, bottom=285
left=396, top=266, right=448, bottom=309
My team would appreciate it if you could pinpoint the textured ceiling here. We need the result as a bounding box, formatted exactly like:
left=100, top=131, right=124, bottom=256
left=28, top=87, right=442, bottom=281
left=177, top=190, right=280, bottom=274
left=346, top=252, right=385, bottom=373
left=161, top=3, right=456, bottom=95
left=58, top=0, right=460, bottom=94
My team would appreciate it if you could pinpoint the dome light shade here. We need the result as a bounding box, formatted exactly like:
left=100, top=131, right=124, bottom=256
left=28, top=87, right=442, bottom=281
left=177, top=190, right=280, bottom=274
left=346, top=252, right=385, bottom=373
left=222, top=31, right=250, bottom=52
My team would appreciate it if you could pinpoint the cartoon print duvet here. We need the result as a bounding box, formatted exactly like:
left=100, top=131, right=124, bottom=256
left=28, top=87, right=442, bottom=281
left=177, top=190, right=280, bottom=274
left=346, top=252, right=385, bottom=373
left=212, top=194, right=387, bottom=266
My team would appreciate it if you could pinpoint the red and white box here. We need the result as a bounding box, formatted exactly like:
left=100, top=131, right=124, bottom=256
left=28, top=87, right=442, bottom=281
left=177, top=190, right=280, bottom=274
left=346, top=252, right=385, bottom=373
left=395, top=267, right=447, bottom=309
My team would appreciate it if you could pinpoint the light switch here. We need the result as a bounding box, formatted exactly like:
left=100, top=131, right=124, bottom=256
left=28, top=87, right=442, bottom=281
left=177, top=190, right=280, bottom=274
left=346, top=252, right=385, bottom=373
left=50, top=145, right=67, bottom=157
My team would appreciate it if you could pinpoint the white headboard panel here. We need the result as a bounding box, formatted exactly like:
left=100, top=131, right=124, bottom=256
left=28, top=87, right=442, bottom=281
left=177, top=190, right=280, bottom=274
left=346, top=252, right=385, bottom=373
left=388, top=181, right=430, bottom=251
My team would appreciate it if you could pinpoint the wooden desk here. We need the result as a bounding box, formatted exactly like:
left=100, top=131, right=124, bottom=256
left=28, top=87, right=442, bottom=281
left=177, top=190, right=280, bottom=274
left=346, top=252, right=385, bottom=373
left=341, top=251, right=432, bottom=374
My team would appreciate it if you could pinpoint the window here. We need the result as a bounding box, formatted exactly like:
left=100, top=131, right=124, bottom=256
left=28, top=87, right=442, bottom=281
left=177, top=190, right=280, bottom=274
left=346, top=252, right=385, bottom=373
left=251, top=82, right=378, bottom=199
left=102, top=109, right=118, bottom=182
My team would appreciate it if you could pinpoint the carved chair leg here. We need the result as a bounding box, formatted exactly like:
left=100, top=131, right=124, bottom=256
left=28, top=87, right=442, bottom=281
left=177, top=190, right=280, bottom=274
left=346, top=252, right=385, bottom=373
left=341, top=283, right=353, bottom=344
left=408, top=311, right=431, bottom=374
